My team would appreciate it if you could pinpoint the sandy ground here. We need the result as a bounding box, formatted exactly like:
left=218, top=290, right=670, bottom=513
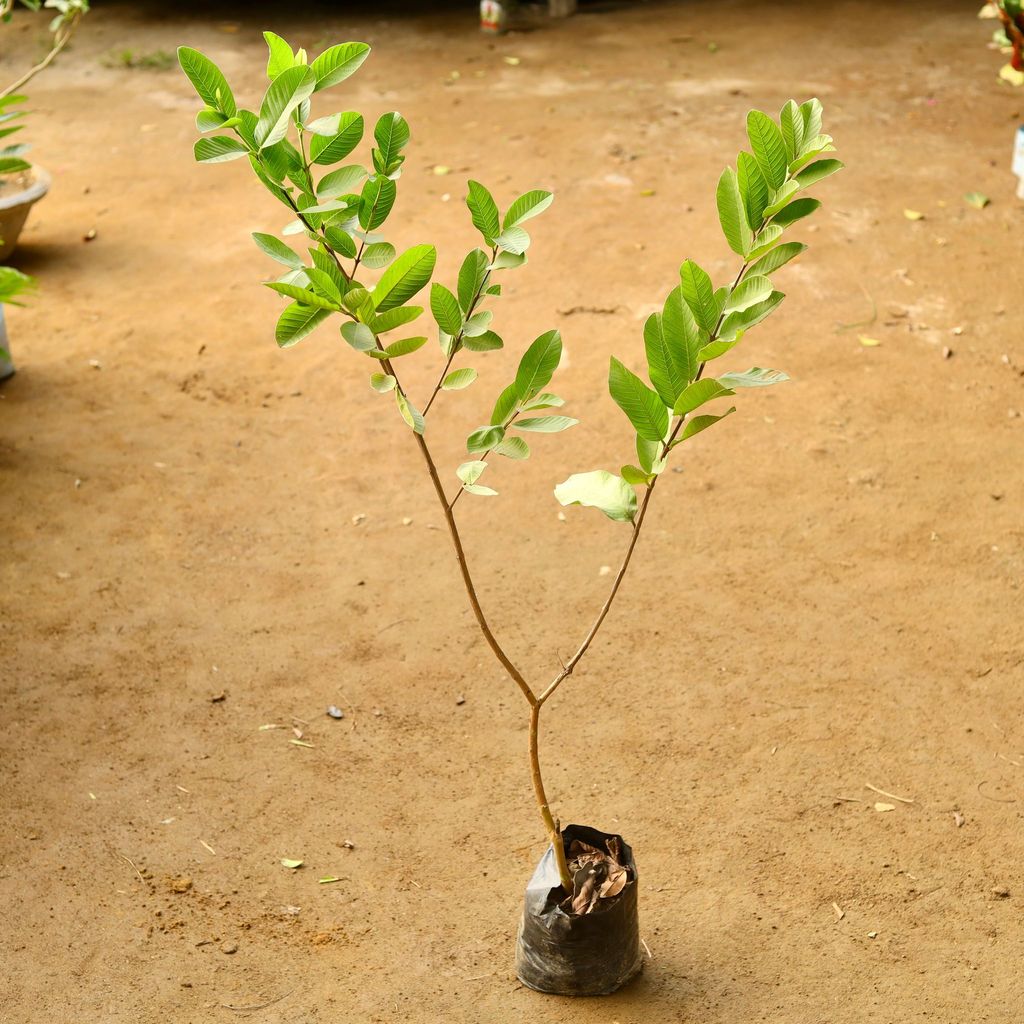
left=2, top=1, right=1023, bottom=1021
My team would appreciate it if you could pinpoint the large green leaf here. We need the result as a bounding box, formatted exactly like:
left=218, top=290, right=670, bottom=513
left=779, top=100, right=804, bottom=163
left=457, top=249, right=489, bottom=312
left=490, top=383, right=520, bottom=426
left=256, top=65, right=316, bottom=149
left=673, top=378, right=735, bottom=416
left=430, top=283, right=463, bottom=336
left=723, top=275, right=772, bottom=314
left=661, top=284, right=705, bottom=385
left=772, top=196, right=820, bottom=228
left=608, top=357, right=668, bottom=442
left=515, top=330, right=562, bottom=400
left=370, top=306, right=422, bottom=334
left=263, top=31, right=294, bottom=80
left=554, top=471, right=636, bottom=524
left=746, top=242, right=806, bottom=277
left=317, top=163, right=367, bottom=198
left=395, top=390, right=425, bottom=434
left=719, top=291, right=784, bottom=342
left=737, top=151, right=769, bottom=229
left=466, top=180, right=500, bottom=242
left=716, top=166, right=752, bottom=257
left=266, top=281, right=338, bottom=309
left=374, top=112, right=410, bottom=168
left=643, top=311, right=687, bottom=407
left=310, top=42, right=371, bottom=91
left=372, top=244, right=437, bottom=312
left=513, top=415, right=578, bottom=433
left=359, top=175, right=397, bottom=230
left=275, top=302, right=330, bottom=348
left=178, top=46, right=237, bottom=117
left=467, top=424, right=505, bottom=453
left=193, top=136, right=248, bottom=163
left=679, top=259, right=718, bottom=334
left=503, top=189, right=553, bottom=228
left=794, top=158, right=843, bottom=188
left=309, top=112, right=363, bottom=164
left=746, top=110, right=787, bottom=190
left=680, top=407, right=735, bottom=441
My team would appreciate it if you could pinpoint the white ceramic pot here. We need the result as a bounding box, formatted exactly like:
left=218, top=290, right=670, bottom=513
left=0, top=165, right=51, bottom=261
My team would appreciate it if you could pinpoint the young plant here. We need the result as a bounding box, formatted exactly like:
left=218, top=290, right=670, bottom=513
left=178, top=34, right=841, bottom=960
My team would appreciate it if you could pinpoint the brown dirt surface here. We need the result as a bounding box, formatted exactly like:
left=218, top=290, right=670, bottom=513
left=2, top=1, right=1023, bottom=1021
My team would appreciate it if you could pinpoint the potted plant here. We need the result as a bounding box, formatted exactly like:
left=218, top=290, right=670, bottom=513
left=178, top=35, right=842, bottom=995
left=0, top=0, right=88, bottom=378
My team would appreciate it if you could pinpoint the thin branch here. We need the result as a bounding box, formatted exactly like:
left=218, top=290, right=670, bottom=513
left=412, top=431, right=537, bottom=707
left=1, top=10, right=84, bottom=100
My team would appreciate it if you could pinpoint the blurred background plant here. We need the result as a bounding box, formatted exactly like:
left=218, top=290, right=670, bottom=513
left=980, top=0, right=1024, bottom=85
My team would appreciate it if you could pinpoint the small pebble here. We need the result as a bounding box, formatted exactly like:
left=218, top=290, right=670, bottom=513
left=220, top=941, right=238, bottom=954
left=992, top=886, right=1011, bottom=899
left=326, top=705, right=344, bottom=719
left=455, top=695, right=466, bottom=706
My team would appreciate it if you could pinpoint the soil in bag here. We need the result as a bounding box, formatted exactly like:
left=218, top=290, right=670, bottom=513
left=515, top=823, right=642, bottom=996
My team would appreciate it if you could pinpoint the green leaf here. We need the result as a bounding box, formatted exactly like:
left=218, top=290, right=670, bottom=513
left=679, top=259, right=718, bottom=334
left=324, top=226, right=358, bottom=259
left=280, top=858, right=303, bottom=869
left=177, top=46, right=237, bottom=117
left=490, top=383, right=519, bottom=426
left=723, top=275, right=772, bottom=314
left=680, top=406, right=736, bottom=441
left=522, top=392, right=564, bottom=412
left=467, top=424, right=505, bottom=453
left=464, top=330, right=503, bottom=352
left=255, top=65, right=316, bottom=149
left=554, top=470, right=637, bottom=524
left=264, top=31, right=294, bottom=79
left=370, top=372, right=396, bottom=393
left=697, top=339, right=739, bottom=363
left=716, top=166, right=752, bottom=257
left=430, top=283, right=463, bottom=336
left=457, top=249, right=489, bottom=313
left=463, top=483, right=499, bottom=497
left=746, top=110, right=787, bottom=190
left=318, top=164, right=367, bottom=198
left=466, top=180, right=500, bottom=242
left=442, top=367, right=477, bottom=391
left=310, top=250, right=348, bottom=297
left=309, top=113, right=364, bottom=164
left=794, top=158, right=843, bottom=188
left=196, top=107, right=228, bottom=132
left=514, top=330, right=562, bottom=401
left=310, top=42, right=371, bottom=91
left=341, top=321, right=376, bottom=351
left=276, top=302, right=330, bottom=348
left=373, top=112, right=410, bottom=168
left=456, top=460, right=488, bottom=486
left=395, top=390, right=425, bottom=434
left=491, top=250, right=526, bottom=271
left=463, top=310, right=493, bottom=337
left=194, top=136, right=248, bottom=163
left=661, top=285, right=705, bottom=385
left=717, top=367, right=790, bottom=389
left=673, top=378, right=735, bottom=416
left=763, top=180, right=799, bottom=218
left=747, top=224, right=783, bottom=260
left=772, top=197, right=820, bottom=228
left=372, top=244, right=437, bottom=312
left=737, top=151, right=769, bottom=229
left=493, top=436, right=529, bottom=459
left=362, top=242, right=396, bottom=269
left=359, top=175, right=397, bottom=230
left=370, top=306, right=422, bottom=334
left=503, top=189, right=553, bottom=228
left=514, top=415, right=578, bottom=433
left=608, top=357, right=668, bottom=442
left=635, top=435, right=665, bottom=476
left=779, top=100, right=804, bottom=162
left=381, top=335, right=426, bottom=358
left=719, top=292, right=784, bottom=342
left=266, top=281, right=338, bottom=309
left=799, top=98, right=823, bottom=146
left=495, top=225, right=530, bottom=254
left=643, top=311, right=687, bottom=407
left=746, top=242, right=806, bottom=277
left=620, top=464, right=651, bottom=486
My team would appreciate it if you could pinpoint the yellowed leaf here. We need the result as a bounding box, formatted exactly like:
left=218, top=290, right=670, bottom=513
left=874, top=802, right=896, bottom=812
left=903, top=209, right=924, bottom=221
left=859, top=336, right=882, bottom=347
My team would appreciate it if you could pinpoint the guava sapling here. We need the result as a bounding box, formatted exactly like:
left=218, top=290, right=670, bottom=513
left=178, top=34, right=842, bottom=995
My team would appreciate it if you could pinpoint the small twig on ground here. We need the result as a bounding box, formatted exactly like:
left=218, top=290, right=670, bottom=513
left=865, top=783, right=915, bottom=804
left=829, top=795, right=861, bottom=803
left=199, top=840, right=217, bottom=855
left=641, top=937, right=653, bottom=959
left=996, top=753, right=1022, bottom=767
left=832, top=902, right=845, bottom=920
left=118, top=853, right=145, bottom=884
left=556, top=304, right=622, bottom=316
left=221, top=990, right=293, bottom=1013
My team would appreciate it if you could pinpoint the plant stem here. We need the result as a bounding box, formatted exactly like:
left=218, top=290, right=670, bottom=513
left=529, top=703, right=572, bottom=886
left=0, top=10, right=84, bottom=100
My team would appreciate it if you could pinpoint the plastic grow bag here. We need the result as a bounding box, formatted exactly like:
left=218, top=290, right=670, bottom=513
left=515, top=823, right=642, bottom=996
